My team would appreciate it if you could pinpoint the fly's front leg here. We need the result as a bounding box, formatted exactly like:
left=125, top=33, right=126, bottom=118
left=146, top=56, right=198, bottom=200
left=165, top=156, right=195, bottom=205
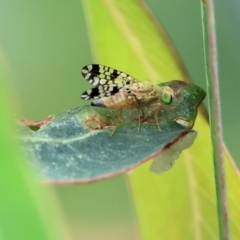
left=145, top=101, right=162, bottom=130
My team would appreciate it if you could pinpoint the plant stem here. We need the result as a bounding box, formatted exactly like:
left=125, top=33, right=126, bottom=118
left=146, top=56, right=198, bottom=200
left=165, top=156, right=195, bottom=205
left=200, top=1, right=230, bottom=239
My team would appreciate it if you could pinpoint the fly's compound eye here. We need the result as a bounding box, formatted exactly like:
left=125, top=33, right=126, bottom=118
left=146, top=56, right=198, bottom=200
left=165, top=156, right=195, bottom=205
left=162, top=87, right=174, bottom=104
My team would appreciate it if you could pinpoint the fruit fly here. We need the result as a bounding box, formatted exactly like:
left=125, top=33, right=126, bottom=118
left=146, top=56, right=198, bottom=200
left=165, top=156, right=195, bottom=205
left=81, top=64, right=175, bottom=134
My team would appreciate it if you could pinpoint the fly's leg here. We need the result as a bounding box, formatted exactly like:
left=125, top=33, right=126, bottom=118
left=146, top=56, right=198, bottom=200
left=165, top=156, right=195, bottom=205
left=153, top=106, right=161, bottom=131
left=110, top=94, right=143, bottom=136
left=110, top=107, right=142, bottom=136
left=137, top=107, right=144, bottom=134
left=143, top=102, right=162, bottom=130
left=110, top=109, right=123, bottom=136
left=130, top=94, right=143, bottom=134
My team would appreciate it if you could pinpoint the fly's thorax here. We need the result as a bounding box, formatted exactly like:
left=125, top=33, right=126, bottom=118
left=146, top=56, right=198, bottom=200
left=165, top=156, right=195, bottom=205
left=130, top=82, right=162, bottom=99
left=131, top=81, right=157, bottom=93
left=134, top=82, right=161, bottom=107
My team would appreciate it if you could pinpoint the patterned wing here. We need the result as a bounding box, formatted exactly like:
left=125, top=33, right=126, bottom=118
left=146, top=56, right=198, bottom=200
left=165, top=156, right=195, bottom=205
left=81, top=64, right=136, bottom=100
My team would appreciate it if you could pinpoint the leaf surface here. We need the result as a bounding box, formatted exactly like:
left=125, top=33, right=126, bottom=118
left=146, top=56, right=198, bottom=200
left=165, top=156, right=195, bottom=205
left=18, top=103, right=199, bottom=183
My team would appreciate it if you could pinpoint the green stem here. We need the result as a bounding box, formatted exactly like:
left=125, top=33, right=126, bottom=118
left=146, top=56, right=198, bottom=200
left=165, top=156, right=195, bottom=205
left=200, top=1, right=230, bottom=239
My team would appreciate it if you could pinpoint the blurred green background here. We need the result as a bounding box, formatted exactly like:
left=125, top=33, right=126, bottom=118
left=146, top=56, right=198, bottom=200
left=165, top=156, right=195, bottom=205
left=0, top=0, right=239, bottom=239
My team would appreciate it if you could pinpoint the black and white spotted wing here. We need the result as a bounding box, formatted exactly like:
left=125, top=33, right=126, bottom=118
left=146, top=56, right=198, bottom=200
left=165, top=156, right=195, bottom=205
left=81, top=64, right=137, bottom=100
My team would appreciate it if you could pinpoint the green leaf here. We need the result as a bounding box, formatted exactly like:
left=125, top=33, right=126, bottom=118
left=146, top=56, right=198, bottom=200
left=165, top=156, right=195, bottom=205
left=17, top=78, right=205, bottom=182
left=82, top=0, right=240, bottom=239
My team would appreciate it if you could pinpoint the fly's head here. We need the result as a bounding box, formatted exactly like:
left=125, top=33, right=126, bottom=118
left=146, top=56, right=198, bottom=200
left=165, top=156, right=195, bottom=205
left=157, top=80, right=206, bottom=129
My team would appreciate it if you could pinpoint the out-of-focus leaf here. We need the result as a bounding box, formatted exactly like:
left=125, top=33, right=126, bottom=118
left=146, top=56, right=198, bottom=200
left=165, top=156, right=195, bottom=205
left=0, top=52, right=72, bottom=240
left=82, top=0, right=240, bottom=239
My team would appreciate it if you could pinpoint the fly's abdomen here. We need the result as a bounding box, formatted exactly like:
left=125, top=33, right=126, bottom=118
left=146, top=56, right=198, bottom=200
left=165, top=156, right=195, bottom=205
left=90, top=99, right=106, bottom=108
left=91, top=92, right=139, bottom=109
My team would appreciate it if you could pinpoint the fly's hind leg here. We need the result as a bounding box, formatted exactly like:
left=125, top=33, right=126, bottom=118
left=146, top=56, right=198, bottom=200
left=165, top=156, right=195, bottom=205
left=110, top=107, right=141, bottom=136
left=110, top=109, right=123, bottom=136
left=110, top=93, right=143, bottom=136
left=153, top=106, right=161, bottom=131
left=136, top=107, right=144, bottom=134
